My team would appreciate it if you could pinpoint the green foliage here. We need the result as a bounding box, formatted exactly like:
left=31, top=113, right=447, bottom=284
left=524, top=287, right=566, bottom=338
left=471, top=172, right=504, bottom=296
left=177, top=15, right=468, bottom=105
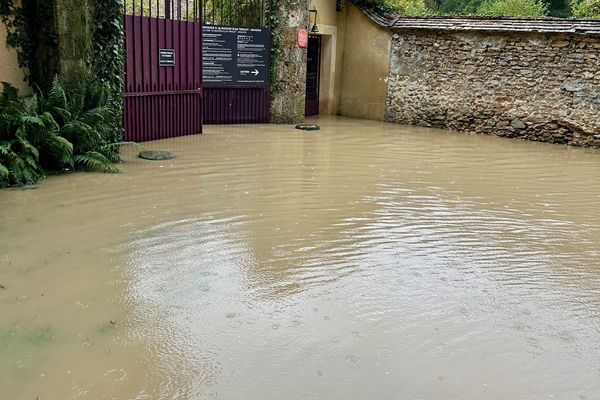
left=0, top=83, right=44, bottom=186
left=1, top=0, right=125, bottom=116
left=434, top=0, right=485, bottom=14
left=203, top=0, right=263, bottom=26
left=0, top=0, right=34, bottom=82
left=572, top=0, right=600, bottom=17
left=0, top=79, right=135, bottom=188
left=269, top=0, right=294, bottom=96
left=477, top=0, right=547, bottom=16
left=378, top=0, right=432, bottom=15
left=74, top=152, right=120, bottom=173
left=398, top=0, right=574, bottom=16
left=92, top=0, right=125, bottom=143
left=547, top=0, right=574, bottom=17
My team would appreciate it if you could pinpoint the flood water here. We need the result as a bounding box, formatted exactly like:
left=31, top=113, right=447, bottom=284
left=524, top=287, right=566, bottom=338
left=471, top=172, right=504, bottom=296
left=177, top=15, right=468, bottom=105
left=1, top=117, right=600, bottom=400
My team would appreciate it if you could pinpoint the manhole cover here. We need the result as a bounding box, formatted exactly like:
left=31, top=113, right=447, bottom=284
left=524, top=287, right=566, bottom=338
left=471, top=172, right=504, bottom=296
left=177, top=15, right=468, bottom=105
left=295, top=123, right=320, bottom=131
left=138, top=150, right=175, bottom=160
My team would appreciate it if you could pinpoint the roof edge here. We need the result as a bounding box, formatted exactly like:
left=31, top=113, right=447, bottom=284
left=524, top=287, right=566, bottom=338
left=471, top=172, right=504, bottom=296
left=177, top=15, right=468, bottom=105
left=352, top=1, right=600, bottom=36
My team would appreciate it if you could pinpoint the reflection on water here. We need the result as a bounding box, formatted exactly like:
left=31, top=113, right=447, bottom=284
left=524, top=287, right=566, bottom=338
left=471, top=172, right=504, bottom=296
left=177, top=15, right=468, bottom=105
left=1, top=117, right=600, bottom=399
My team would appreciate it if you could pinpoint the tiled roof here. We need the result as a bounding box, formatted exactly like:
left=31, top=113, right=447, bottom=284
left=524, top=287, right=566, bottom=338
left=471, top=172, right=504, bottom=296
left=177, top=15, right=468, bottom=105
left=356, top=3, right=600, bottom=36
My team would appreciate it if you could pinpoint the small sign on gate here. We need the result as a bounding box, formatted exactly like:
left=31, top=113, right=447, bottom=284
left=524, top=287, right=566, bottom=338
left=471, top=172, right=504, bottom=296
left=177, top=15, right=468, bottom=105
left=159, top=49, right=175, bottom=66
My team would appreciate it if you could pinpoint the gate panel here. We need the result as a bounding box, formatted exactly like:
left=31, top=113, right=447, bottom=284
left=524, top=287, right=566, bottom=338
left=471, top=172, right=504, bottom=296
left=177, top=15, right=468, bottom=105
left=202, top=4, right=271, bottom=125
left=203, top=87, right=269, bottom=124
left=124, top=1, right=202, bottom=142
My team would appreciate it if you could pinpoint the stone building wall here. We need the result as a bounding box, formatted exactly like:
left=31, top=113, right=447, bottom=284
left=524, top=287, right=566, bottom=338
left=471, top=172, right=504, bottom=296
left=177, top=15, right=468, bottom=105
left=270, top=0, right=310, bottom=124
left=385, top=30, right=600, bottom=147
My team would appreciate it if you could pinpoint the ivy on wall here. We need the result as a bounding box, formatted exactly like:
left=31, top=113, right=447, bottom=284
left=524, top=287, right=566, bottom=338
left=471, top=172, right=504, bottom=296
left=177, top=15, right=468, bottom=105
left=0, top=0, right=34, bottom=82
left=91, top=0, right=125, bottom=140
left=269, top=1, right=282, bottom=95
left=0, top=0, right=61, bottom=91
left=0, top=0, right=124, bottom=105
left=268, top=0, right=296, bottom=96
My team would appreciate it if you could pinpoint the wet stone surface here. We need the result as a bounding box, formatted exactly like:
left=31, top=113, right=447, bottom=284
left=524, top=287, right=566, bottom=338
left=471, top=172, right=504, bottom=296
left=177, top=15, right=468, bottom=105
left=138, top=150, right=176, bottom=160
left=296, top=123, right=321, bottom=131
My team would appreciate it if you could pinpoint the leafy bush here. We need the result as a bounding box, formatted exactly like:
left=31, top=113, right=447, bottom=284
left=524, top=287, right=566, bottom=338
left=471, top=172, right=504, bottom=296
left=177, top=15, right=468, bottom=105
left=436, top=0, right=486, bottom=14
left=433, top=0, right=571, bottom=16
left=0, top=83, right=44, bottom=186
left=0, top=78, right=135, bottom=188
left=477, top=0, right=548, bottom=16
left=378, top=0, right=432, bottom=15
left=572, top=0, right=600, bottom=17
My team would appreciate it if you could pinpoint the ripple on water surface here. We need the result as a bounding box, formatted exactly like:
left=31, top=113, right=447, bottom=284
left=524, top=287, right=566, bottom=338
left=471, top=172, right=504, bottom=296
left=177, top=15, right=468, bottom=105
left=1, top=117, right=600, bottom=399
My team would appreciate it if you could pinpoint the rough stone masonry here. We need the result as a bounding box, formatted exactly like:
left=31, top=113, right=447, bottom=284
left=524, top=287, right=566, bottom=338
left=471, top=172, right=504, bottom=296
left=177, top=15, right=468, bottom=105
left=385, top=29, right=600, bottom=147
left=270, top=0, right=310, bottom=124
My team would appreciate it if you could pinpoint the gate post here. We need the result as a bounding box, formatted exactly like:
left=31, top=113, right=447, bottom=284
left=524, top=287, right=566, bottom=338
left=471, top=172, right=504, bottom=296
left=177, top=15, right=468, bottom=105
left=26, top=0, right=93, bottom=91
left=55, top=0, right=93, bottom=84
left=270, top=0, right=310, bottom=124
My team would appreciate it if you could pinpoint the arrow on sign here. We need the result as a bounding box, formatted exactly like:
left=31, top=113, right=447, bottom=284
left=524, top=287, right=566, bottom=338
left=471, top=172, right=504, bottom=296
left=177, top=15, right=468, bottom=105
left=252, top=69, right=259, bottom=76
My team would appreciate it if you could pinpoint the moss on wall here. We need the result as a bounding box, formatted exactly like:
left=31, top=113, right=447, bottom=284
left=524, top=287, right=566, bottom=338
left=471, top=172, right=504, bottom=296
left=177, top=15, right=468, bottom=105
left=5, top=0, right=92, bottom=92
left=24, top=0, right=59, bottom=91
left=54, top=0, right=93, bottom=86
left=270, top=0, right=310, bottom=124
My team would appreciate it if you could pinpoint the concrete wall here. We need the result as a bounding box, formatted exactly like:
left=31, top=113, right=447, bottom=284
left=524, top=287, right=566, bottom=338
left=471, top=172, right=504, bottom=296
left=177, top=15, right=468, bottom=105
left=0, top=2, right=31, bottom=94
left=338, top=3, right=391, bottom=121
left=386, top=30, right=600, bottom=147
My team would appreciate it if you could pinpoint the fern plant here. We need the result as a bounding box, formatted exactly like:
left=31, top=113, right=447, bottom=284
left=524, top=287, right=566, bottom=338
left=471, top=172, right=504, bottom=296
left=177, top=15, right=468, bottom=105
left=1, top=77, right=137, bottom=188
left=35, top=76, right=127, bottom=172
left=0, top=82, right=44, bottom=187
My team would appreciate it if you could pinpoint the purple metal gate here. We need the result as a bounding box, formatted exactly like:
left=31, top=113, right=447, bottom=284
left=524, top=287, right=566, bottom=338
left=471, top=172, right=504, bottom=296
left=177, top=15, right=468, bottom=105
left=203, top=87, right=269, bottom=124
left=124, top=0, right=202, bottom=142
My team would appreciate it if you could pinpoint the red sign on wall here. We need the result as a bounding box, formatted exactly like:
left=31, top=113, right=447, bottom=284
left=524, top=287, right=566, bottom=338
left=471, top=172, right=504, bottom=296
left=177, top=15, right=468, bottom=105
left=297, top=29, right=308, bottom=48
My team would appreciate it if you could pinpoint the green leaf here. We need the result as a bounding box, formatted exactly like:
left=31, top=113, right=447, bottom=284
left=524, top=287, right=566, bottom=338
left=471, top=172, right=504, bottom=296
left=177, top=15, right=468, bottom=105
left=0, top=161, right=9, bottom=179
left=47, top=76, right=67, bottom=110
left=20, top=115, right=44, bottom=126
left=74, top=151, right=119, bottom=173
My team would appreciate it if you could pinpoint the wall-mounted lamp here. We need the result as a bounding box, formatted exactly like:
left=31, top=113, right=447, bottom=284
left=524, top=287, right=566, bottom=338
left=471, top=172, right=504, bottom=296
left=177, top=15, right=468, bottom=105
left=309, top=8, right=319, bottom=33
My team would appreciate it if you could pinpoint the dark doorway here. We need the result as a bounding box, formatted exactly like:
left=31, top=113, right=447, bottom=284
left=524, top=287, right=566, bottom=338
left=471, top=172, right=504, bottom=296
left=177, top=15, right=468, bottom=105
left=305, top=35, right=321, bottom=117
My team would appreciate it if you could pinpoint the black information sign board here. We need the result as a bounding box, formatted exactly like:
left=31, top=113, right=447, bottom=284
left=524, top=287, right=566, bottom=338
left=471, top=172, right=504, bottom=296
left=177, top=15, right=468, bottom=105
left=203, top=25, right=269, bottom=87
left=159, top=49, right=175, bottom=67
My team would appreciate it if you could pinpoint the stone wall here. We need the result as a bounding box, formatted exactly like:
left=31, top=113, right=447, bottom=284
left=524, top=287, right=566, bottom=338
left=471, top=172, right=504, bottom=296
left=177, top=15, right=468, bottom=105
left=55, top=0, right=93, bottom=85
left=386, top=30, right=600, bottom=147
left=269, top=0, right=309, bottom=124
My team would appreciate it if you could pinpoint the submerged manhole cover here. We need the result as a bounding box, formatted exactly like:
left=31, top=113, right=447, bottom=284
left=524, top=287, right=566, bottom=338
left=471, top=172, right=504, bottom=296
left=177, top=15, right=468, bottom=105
left=295, top=123, right=320, bottom=131
left=138, top=150, right=175, bottom=160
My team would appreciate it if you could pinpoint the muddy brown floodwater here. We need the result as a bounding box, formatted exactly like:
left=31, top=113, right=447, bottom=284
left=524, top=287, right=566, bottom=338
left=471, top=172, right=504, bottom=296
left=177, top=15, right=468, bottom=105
left=1, top=117, right=600, bottom=400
